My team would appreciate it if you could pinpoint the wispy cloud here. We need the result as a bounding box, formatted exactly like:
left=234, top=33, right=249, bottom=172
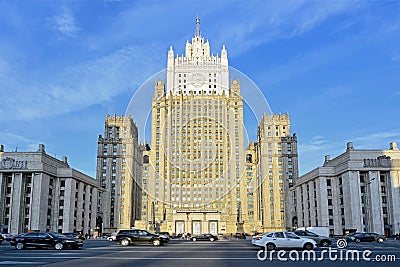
left=0, top=45, right=164, bottom=121
left=50, top=8, right=80, bottom=38
left=354, top=130, right=400, bottom=149
left=0, top=131, right=39, bottom=152
left=261, top=43, right=353, bottom=86
left=298, top=130, right=400, bottom=174
left=211, top=0, right=361, bottom=56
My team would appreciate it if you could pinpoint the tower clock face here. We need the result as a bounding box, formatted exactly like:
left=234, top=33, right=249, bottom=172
left=192, top=73, right=205, bottom=88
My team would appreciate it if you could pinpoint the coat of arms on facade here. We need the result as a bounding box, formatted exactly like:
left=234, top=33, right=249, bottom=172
left=1, top=157, right=27, bottom=169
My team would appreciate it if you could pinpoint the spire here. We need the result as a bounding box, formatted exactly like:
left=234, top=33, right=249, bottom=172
left=195, top=15, right=201, bottom=37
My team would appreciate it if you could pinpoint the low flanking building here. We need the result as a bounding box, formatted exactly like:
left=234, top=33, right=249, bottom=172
left=0, top=144, right=101, bottom=235
left=288, top=142, right=400, bottom=237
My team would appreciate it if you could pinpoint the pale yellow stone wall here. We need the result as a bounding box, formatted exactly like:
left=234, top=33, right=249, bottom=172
left=255, top=113, right=296, bottom=232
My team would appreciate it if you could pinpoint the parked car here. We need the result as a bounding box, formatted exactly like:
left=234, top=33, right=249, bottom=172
left=2, top=234, right=14, bottom=242
left=156, top=232, right=170, bottom=239
left=346, top=232, right=386, bottom=243
left=106, top=232, right=117, bottom=242
left=294, top=230, right=332, bottom=247
left=10, top=232, right=79, bottom=250
left=115, top=229, right=169, bottom=246
left=191, top=234, right=218, bottom=242
left=252, top=231, right=317, bottom=250
left=62, top=233, right=85, bottom=247
left=233, top=233, right=246, bottom=239
left=0, top=234, right=4, bottom=245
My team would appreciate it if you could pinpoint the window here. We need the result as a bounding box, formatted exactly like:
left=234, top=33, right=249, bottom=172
left=274, top=232, right=284, bottom=238
left=327, top=189, right=332, bottom=196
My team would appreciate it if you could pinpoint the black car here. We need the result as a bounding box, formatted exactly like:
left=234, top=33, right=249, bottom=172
left=294, top=230, right=332, bottom=247
left=62, top=233, right=85, bottom=247
left=191, top=234, right=218, bottom=242
left=346, top=232, right=386, bottom=243
left=116, top=229, right=169, bottom=246
left=10, top=232, right=79, bottom=250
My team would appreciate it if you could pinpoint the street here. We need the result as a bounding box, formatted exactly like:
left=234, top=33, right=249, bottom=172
left=1, top=238, right=399, bottom=266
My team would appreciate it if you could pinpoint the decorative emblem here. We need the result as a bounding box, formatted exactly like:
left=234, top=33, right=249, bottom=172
left=192, top=73, right=204, bottom=88
left=1, top=157, right=28, bottom=169
left=363, top=155, right=391, bottom=168
left=2, top=157, right=14, bottom=169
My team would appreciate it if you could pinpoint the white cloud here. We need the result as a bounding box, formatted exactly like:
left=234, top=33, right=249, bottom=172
left=260, top=44, right=353, bottom=86
left=50, top=9, right=80, bottom=37
left=211, top=0, right=360, bottom=56
left=0, top=131, right=39, bottom=152
left=298, top=130, right=400, bottom=175
left=354, top=130, right=400, bottom=149
left=0, top=45, right=164, bottom=121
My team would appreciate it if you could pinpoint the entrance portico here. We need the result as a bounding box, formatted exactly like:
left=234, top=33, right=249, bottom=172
left=170, top=210, right=220, bottom=235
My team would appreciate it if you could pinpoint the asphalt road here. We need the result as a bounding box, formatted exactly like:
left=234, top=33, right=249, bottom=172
left=1, top=238, right=399, bottom=266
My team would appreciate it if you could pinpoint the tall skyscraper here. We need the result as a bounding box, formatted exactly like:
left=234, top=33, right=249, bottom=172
left=143, top=17, right=245, bottom=235
left=127, top=18, right=298, bottom=235
left=96, top=114, right=142, bottom=233
left=254, top=113, right=298, bottom=232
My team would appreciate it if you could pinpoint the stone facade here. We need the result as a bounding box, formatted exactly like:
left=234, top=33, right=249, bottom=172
left=289, top=142, right=400, bottom=237
left=137, top=18, right=297, bottom=235
left=0, top=144, right=100, bottom=235
left=96, top=114, right=142, bottom=233
left=252, top=113, right=298, bottom=232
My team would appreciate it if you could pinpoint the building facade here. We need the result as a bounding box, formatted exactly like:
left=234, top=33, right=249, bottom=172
left=289, top=142, right=400, bottom=237
left=96, top=114, right=142, bottom=233
left=253, top=113, right=298, bottom=232
left=145, top=18, right=244, bottom=235
left=0, top=144, right=100, bottom=235
left=136, top=18, right=297, bottom=235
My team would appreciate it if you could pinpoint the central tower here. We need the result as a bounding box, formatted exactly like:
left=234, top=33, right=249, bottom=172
left=143, top=17, right=245, bottom=235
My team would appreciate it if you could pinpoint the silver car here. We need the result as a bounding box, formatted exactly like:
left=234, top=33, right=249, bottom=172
left=252, top=231, right=317, bottom=250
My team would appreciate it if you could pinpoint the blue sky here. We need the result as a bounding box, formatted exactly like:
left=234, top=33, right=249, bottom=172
left=1, top=0, right=399, bottom=177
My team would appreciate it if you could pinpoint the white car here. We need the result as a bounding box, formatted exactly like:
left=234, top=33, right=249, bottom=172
left=252, top=231, right=317, bottom=250
left=107, top=233, right=117, bottom=242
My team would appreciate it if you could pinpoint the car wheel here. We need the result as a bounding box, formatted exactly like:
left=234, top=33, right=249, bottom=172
left=210, top=238, right=215, bottom=242
left=54, top=243, right=64, bottom=250
left=15, top=243, right=24, bottom=250
left=321, top=240, right=331, bottom=247
left=377, top=238, right=384, bottom=243
left=303, top=243, right=313, bottom=250
left=192, top=238, right=197, bottom=242
left=120, top=239, right=130, bottom=246
left=153, top=239, right=161, bottom=246
left=266, top=243, right=275, bottom=250
left=107, top=237, right=112, bottom=242
left=355, top=238, right=361, bottom=243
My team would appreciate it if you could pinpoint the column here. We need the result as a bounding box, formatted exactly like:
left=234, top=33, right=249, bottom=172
left=10, top=172, right=23, bottom=234
left=368, top=171, right=384, bottom=234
